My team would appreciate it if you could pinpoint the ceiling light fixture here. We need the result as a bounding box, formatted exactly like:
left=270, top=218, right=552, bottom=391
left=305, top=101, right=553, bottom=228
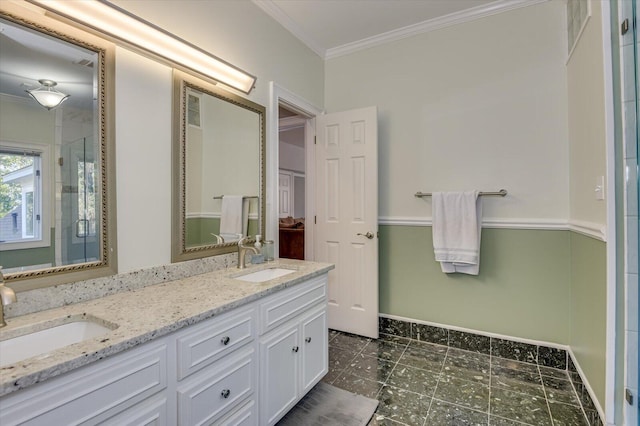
left=25, top=79, right=70, bottom=110
left=27, top=0, right=257, bottom=94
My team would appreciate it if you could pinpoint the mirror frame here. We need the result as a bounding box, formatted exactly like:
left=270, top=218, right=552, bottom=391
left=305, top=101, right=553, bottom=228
left=0, top=3, right=117, bottom=291
left=171, top=70, right=266, bottom=262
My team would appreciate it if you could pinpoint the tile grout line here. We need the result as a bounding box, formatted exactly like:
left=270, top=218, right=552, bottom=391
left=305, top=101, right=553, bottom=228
left=565, top=371, right=593, bottom=426
left=370, top=335, right=411, bottom=425
left=536, top=359, right=556, bottom=426
left=420, top=343, right=452, bottom=426
left=488, top=343, right=492, bottom=425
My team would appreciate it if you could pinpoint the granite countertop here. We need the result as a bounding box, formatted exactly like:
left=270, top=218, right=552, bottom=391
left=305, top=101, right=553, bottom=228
left=0, top=259, right=334, bottom=397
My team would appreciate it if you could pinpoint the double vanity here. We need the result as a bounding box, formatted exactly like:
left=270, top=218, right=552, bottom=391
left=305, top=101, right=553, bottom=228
left=0, top=260, right=333, bottom=425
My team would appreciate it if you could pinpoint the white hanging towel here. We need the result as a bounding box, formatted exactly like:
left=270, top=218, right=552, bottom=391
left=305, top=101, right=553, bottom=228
left=219, top=195, right=249, bottom=242
left=432, top=191, right=482, bottom=275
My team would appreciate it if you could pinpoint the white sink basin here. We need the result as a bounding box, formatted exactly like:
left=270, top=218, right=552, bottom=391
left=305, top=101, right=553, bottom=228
left=0, top=318, right=116, bottom=367
left=235, top=268, right=296, bottom=283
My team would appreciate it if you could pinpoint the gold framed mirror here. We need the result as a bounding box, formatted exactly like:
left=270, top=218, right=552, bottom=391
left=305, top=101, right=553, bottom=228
left=172, top=70, right=265, bottom=262
left=0, top=3, right=116, bottom=291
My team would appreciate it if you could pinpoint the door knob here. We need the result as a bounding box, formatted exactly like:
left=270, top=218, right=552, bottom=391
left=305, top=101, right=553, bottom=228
left=357, top=232, right=374, bottom=239
left=221, top=336, right=230, bottom=345
left=221, top=389, right=231, bottom=398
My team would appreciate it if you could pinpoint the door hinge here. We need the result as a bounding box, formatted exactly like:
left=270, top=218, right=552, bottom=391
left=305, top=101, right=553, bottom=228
left=622, top=18, right=630, bottom=35
left=36, top=214, right=40, bottom=221
left=314, top=216, right=317, bottom=224
left=58, top=157, right=64, bottom=166
left=314, top=136, right=317, bottom=145
left=626, top=388, right=634, bottom=405
left=35, top=169, right=40, bottom=177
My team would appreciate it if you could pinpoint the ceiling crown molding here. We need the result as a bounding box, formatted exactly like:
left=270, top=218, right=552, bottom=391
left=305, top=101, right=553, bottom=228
left=252, top=0, right=326, bottom=58
left=326, top=0, right=549, bottom=59
left=255, top=0, right=549, bottom=60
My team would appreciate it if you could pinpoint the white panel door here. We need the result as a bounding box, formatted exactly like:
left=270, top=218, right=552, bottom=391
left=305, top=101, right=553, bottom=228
left=315, top=106, right=378, bottom=338
left=278, top=171, right=292, bottom=218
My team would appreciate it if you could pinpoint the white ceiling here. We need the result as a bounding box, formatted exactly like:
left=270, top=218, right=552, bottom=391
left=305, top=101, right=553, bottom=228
left=253, top=0, right=540, bottom=59
left=0, top=19, right=96, bottom=110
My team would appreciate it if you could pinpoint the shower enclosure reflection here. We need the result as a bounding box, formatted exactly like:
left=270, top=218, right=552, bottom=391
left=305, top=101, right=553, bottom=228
left=0, top=11, right=113, bottom=283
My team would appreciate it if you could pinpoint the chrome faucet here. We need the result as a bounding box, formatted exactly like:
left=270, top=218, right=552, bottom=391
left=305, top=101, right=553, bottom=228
left=0, top=267, right=17, bottom=328
left=237, top=237, right=259, bottom=269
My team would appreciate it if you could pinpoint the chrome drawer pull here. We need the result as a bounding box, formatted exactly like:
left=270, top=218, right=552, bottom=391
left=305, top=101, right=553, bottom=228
left=221, top=389, right=231, bottom=399
left=221, top=336, right=230, bottom=345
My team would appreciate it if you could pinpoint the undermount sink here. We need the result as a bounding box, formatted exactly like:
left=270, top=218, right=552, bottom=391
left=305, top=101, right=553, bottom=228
left=234, top=267, right=296, bottom=283
left=0, top=316, right=117, bottom=367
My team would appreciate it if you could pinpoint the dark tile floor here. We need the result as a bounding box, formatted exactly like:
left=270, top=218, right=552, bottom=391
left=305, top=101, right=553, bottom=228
left=323, top=330, right=590, bottom=426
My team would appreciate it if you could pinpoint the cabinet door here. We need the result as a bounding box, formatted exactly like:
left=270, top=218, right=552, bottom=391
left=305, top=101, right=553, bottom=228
left=300, top=306, right=328, bottom=394
left=259, top=325, right=299, bottom=426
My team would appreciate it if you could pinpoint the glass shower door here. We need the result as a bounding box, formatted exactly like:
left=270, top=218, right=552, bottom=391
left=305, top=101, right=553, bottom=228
left=60, top=137, right=99, bottom=265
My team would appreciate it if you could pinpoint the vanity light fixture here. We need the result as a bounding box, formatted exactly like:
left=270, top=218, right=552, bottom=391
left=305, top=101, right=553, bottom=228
left=25, top=79, right=70, bottom=110
left=27, top=0, right=257, bottom=94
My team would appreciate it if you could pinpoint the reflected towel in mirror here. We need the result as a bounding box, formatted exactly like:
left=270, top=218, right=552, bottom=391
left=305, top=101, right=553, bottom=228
left=220, top=195, right=249, bottom=241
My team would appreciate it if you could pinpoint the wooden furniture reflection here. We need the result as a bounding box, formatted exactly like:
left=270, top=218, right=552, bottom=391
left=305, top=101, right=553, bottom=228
left=279, top=217, right=304, bottom=260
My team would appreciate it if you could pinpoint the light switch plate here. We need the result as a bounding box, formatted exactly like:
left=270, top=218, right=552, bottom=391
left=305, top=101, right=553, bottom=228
left=595, top=176, right=605, bottom=200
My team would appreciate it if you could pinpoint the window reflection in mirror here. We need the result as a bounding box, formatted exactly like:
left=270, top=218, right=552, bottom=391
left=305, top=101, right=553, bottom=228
left=0, top=7, right=115, bottom=290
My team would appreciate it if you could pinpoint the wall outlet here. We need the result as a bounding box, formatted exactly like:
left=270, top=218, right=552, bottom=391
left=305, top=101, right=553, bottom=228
left=595, top=176, right=605, bottom=201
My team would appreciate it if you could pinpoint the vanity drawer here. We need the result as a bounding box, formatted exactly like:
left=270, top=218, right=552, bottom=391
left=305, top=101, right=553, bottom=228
left=259, top=275, right=327, bottom=335
left=177, top=346, right=256, bottom=426
left=102, top=393, right=168, bottom=426
left=0, top=341, right=168, bottom=426
left=176, top=305, right=256, bottom=380
left=217, top=398, right=257, bottom=426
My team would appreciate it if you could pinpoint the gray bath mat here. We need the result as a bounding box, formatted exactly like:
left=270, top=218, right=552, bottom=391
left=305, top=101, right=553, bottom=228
left=277, top=382, right=379, bottom=426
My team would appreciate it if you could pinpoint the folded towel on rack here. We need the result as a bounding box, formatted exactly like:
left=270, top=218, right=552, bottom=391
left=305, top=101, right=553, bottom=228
left=219, top=195, right=249, bottom=242
left=432, top=191, right=482, bottom=275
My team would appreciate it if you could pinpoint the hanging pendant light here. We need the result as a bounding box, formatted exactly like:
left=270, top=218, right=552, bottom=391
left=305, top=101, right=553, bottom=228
left=26, top=79, right=70, bottom=110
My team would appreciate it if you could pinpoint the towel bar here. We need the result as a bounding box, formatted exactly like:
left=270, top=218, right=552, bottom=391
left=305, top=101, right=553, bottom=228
left=213, top=195, right=259, bottom=199
left=414, top=189, right=507, bottom=198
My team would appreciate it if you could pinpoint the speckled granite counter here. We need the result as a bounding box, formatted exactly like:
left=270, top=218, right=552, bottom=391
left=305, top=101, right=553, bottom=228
left=0, top=259, right=333, bottom=397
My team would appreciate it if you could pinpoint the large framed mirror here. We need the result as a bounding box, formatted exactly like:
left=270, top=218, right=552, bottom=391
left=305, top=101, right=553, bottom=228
left=172, top=70, right=265, bottom=262
left=0, top=3, right=116, bottom=291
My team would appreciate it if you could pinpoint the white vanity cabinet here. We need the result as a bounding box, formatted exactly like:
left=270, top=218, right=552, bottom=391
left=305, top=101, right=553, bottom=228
left=258, top=275, right=328, bottom=426
left=0, top=271, right=329, bottom=426
left=0, top=340, right=169, bottom=425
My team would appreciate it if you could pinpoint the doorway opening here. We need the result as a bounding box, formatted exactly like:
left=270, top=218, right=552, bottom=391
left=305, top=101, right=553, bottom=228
left=278, top=105, right=307, bottom=260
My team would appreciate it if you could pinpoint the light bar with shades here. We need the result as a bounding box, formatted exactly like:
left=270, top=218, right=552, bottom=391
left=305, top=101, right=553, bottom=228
left=27, top=0, right=257, bottom=94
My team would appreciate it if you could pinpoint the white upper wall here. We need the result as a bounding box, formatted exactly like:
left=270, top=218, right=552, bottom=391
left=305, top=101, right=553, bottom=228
left=567, top=0, right=607, bottom=227
left=110, top=1, right=324, bottom=272
left=325, top=1, right=570, bottom=223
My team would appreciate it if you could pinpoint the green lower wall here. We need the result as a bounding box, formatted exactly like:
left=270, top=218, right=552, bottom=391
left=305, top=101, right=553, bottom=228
left=569, top=231, right=607, bottom=408
left=379, top=225, right=607, bottom=409
left=186, top=217, right=259, bottom=246
left=379, top=226, right=572, bottom=343
left=0, top=228, right=55, bottom=268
